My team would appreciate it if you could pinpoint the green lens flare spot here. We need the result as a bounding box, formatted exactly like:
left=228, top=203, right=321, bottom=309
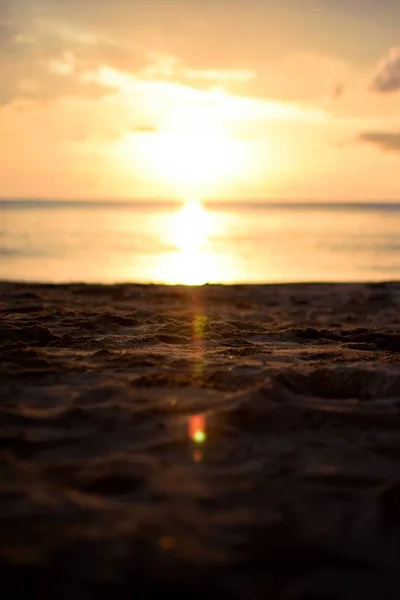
left=193, top=430, right=206, bottom=444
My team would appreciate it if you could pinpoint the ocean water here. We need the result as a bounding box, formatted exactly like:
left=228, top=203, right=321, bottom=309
left=1, top=199, right=400, bottom=284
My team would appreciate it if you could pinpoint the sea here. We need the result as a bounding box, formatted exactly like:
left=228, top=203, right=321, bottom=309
left=1, top=199, right=400, bottom=285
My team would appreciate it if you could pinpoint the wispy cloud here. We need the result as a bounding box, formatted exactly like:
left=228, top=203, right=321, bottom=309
left=359, top=131, right=400, bottom=152
left=0, top=20, right=147, bottom=105
left=48, top=52, right=76, bottom=76
left=131, top=124, right=158, bottom=134
left=183, top=68, right=256, bottom=83
left=371, top=47, right=400, bottom=93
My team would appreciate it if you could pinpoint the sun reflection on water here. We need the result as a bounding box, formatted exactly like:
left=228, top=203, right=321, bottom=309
left=173, top=198, right=209, bottom=252
left=152, top=198, right=237, bottom=285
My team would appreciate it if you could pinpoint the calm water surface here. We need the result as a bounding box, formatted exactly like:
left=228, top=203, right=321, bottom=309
left=1, top=199, right=400, bottom=284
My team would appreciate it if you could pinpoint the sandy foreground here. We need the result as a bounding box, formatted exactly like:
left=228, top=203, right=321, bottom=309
left=1, top=281, right=400, bottom=598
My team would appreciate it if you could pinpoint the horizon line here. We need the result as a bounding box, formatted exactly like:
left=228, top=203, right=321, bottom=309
left=1, top=197, right=400, bottom=205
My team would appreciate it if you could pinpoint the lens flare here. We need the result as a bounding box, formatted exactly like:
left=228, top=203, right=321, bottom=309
left=189, top=414, right=206, bottom=445
left=193, top=430, right=206, bottom=444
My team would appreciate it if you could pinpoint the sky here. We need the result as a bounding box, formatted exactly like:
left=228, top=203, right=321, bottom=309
left=2, top=0, right=400, bottom=201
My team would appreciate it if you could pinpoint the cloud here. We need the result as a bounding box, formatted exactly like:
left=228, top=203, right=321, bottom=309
left=236, top=53, right=350, bottom=104
left=3, top=0, right=357, bottom=104
left=134, top=51, right=348, bottom=105
left=48, top=52, right=75, bottom=76
left=131, top=124, right=158, bottom=134
left=183, top=68, right=257, bottom=83
left=371, top=47, right=400, bottom=93
left=0, top=94, right=140, bottom=144
left=359, top=131, right=400, bottom=152
left=332, top=83, right=344, bottom=99
left=0, top=40, right=115, bottom=104
left=0, top=18, right=148, bottom=105
left=1, top=0, right=358, bottom=110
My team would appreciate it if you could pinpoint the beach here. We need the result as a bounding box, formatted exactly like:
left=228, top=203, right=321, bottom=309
left=1, top=280, right=400, bottom=598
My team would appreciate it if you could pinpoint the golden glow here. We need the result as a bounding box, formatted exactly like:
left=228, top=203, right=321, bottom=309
left=115, top=127, right=246, bottom=198
left=5, top=7, right=398, bottom=204
left=193, top=313, right=207, bottom=338
left=106, top=80, right=268, bottom=198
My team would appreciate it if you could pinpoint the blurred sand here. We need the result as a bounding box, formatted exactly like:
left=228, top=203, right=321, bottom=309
left=1, top=281, right=400, bottom=599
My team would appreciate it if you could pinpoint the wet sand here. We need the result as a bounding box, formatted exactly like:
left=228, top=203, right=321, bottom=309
left=1, top=281, right=400, bottom=599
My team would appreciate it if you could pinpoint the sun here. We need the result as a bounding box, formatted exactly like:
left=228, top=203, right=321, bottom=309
left=113, top=95, right=249, bottom=197
left=147, top=129, right=241, bottom=195
left=142, top=90, right=248, bottom=196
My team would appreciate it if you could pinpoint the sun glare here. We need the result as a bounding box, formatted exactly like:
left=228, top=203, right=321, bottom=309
left=173, top=198, right=209, bottom=251
left=165, top=198, right=214, bottom=285
left=147, top=130, right=242, bottom=195
left=151, top=198, right=238, bottom=285
left=112, top=86, right=254, bottom=197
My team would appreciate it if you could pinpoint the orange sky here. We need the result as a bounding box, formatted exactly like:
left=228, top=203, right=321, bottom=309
left=2, top=0, right=400, bottom=201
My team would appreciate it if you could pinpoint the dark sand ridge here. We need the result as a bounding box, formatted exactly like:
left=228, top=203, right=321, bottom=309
left=1, top=281, right=400, bottom=598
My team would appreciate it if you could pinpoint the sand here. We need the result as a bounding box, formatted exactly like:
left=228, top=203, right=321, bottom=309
left=1, top=281, right=400, bottom=599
